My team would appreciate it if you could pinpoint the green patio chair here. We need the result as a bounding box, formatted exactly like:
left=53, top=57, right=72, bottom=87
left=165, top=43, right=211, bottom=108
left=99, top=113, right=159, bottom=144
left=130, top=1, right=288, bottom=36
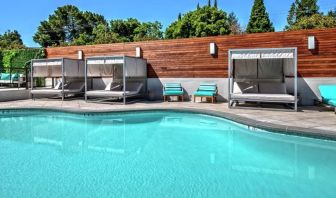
left=163, top=83, right=184, bottom=102
left=319, top=85, right=336, bottom=114
left=193, top=83, right=218, bottom=103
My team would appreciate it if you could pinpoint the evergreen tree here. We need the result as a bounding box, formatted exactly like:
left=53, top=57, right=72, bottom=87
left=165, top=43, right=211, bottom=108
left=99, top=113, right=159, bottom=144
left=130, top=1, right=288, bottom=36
left=178, top=13, right=182, bottom=21
left=0, top=30, right=25, bottom=49
left=207, top=0, right=211, bottom=7
left=228, top=12, right=243, bottom=35
left=214, top=0, right=218, bottom=9
left=197, top=3, right=200, bottom=10
left=33, top=5, right=107, bottom=47
left=246, top=0, right=274, bottom=33
left=287, top=3, right=296, bottom=28
left=328, top=9, right=336, bottom=18
left=288, top=14, right=336, bottom=30
left=286, top=0, right=320, bottom=29
left=296, top=0, right=319, bottom=19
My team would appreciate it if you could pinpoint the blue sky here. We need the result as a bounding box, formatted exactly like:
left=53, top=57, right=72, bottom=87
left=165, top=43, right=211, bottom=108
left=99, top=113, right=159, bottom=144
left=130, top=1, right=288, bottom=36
left=0, top=0, right=334, bottom=47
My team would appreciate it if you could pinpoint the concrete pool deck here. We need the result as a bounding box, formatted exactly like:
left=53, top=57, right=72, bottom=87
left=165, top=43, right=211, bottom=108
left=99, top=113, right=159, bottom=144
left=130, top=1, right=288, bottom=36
left=0, top=99, right=335, bottom=140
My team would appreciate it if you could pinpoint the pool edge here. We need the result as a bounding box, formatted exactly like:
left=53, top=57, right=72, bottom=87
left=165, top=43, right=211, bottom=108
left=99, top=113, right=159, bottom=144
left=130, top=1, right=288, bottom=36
left=0, top=106, right=335, bottom=141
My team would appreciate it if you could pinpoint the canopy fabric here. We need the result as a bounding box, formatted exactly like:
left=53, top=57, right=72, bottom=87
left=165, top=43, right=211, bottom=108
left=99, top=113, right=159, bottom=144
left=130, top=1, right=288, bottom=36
left=32, top=58, right=85, bottom=77
left=33, top=61, right=62, bottom=67
left=86, top=56, right=147, bottom=78
left=87, top=64, right=121, bottom=77
left=124, top=57, right=147, bottom=77
left=63, top=59, right=85, bottom=77
left=231, top=53, right=260, bottom=60
left=87, top=57, right=124, bottom=77
left=234, top=59, right=258, bottom=80
left=231, top=48, right=295, bottom=60
left=258, top=59, right=284, bottom=81
left=87, top=58, right=124, bottom=65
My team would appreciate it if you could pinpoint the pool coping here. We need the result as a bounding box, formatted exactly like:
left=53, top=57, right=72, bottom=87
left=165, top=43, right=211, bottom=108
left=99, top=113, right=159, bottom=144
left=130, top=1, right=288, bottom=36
left=0, top=106, right=335, bottom=141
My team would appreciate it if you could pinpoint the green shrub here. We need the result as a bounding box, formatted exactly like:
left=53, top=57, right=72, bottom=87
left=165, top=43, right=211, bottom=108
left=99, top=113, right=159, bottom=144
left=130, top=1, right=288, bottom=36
left=0, top=48, right=45, bottom=72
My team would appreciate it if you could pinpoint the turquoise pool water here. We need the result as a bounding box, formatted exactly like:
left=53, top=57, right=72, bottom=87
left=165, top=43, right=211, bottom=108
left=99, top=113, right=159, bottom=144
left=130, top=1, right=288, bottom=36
left=0, top=110, right=335, bottom=198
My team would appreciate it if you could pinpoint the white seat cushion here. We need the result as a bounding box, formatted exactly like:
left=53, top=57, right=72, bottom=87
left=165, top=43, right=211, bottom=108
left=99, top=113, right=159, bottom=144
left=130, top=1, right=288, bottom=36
left=231, top=93, right=295, bottom=102
left=233, top=82, right=258, bottom=94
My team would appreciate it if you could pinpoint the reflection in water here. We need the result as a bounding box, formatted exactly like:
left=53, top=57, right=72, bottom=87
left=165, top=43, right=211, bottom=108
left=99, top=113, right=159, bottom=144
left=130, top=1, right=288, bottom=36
left=0, top=111, right=335, bottom=197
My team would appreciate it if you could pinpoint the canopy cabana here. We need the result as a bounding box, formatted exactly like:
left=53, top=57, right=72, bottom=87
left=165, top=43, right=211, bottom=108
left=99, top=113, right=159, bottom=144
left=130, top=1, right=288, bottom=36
left=30, top=58, right=85, bottom=100
left=228, top=48, right=298, bottom=111
left=85, top=55, right=147, bottom=104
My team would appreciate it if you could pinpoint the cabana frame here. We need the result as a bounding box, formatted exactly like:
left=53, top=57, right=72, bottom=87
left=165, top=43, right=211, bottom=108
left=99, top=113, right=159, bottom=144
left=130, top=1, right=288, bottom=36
left=30, top=58, right=85, bottom=100
left=228, top=47, right=298, bottom=111
left=84, top=55, right=147, bottom=104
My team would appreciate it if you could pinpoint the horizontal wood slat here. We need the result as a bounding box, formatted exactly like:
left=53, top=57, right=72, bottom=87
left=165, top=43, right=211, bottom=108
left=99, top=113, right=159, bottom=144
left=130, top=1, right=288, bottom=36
left=46, top=28, right=336, bottom=78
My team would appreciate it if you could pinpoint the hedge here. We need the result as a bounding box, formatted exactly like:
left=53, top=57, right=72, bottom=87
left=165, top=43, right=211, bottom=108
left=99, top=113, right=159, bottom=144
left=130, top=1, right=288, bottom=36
left=0, top=48, right=45, bottom=72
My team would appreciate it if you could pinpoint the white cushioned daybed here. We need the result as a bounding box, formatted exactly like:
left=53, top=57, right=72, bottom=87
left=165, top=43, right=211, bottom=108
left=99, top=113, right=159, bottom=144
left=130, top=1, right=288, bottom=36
left=228, top=48, right=298, bottom=111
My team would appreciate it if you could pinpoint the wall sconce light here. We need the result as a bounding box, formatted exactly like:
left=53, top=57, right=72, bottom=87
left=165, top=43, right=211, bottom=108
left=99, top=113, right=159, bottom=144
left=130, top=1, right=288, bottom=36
left=78, top=50, right=83, bottom=60
left=308, top=36, right=315, bottom=50
left=136, top=47, right=142, bottom=58
left=210, top=42, right=217, bottom=55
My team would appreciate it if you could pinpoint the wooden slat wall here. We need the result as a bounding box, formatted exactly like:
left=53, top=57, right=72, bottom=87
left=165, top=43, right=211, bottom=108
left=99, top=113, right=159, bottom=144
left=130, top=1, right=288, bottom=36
left=46, top=28, right=336, bottom=78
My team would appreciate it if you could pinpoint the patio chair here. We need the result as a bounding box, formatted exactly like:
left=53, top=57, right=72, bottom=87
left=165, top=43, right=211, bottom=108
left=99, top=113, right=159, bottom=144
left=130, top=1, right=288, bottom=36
left=163, top=83, right=184, bottom=102
left=193, top=83, right=218, bottom=103
left=319, top=85, right=336, bottom=114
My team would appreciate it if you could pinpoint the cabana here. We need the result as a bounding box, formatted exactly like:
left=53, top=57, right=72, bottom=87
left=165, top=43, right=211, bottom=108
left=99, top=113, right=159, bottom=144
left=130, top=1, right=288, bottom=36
left=30, top=58, right=85, bottom=100
left=228, top=48, right=298, bottom=111
left=85, top=56, right=147, bottom=104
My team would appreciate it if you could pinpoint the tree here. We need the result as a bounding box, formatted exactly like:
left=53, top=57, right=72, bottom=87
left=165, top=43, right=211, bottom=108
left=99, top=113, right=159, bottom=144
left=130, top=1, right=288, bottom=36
left=33, top=5, right=107, bottom=47
left=110, top=18, right=141, bottom=42
left=197, top=3, right=200, bottom=10
left=91, top=24, right=121, bottom=44
left=287, top=14, right=336, bottom=30
left=0, top=30, right=25, bottom=49
left=214, top=0, right=218, bottom=9
left=208, top=0, right=211, bottom=7
left=228, top=12, right=243, bottom=35
left=328, top=9, right=336, bottom=18
left=296, top=0, right=319, bottom=19
left=246, top=0, right=274, bottom=33
left=178, top=13, right=182, bottom=21
left=286, top=0, right=320, bottom=29
left=165, top=6, right=230, bottom=39
left=133, top=21, right=163, bottom=41
left=287, top=3, right=297, bottom=28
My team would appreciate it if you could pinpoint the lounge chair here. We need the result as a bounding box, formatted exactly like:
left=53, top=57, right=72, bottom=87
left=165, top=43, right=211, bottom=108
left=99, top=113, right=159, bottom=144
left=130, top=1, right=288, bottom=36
left=193, top=83, right=217, bottom=103
left=86, top=82, right=143, bottom=99
left=31, top=81, right=85, bottom=98
left=163, top=83, right=184, bottom=102
left=0, top=73, right=25, bottom=87
left=319, top=85, right=336, bottom=114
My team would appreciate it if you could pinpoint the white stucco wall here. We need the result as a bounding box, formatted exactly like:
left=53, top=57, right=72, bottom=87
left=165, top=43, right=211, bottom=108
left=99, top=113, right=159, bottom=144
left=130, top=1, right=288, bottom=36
left=148, top=77, right=336, bottom=105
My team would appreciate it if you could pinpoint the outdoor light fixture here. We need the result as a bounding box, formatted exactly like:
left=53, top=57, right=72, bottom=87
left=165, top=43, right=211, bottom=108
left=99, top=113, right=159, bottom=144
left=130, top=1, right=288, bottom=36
left=308, top=36, right=315, bottom=50
left=78, top=50, right=83, bottom=60
left=136, top=47, right=142, bottom=58
left=210, top=42, right=217, bottom=55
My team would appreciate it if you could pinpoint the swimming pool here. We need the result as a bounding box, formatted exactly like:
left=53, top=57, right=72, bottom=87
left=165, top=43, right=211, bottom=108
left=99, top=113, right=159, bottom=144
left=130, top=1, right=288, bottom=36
left=0, top=109, right=335, bottom=198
